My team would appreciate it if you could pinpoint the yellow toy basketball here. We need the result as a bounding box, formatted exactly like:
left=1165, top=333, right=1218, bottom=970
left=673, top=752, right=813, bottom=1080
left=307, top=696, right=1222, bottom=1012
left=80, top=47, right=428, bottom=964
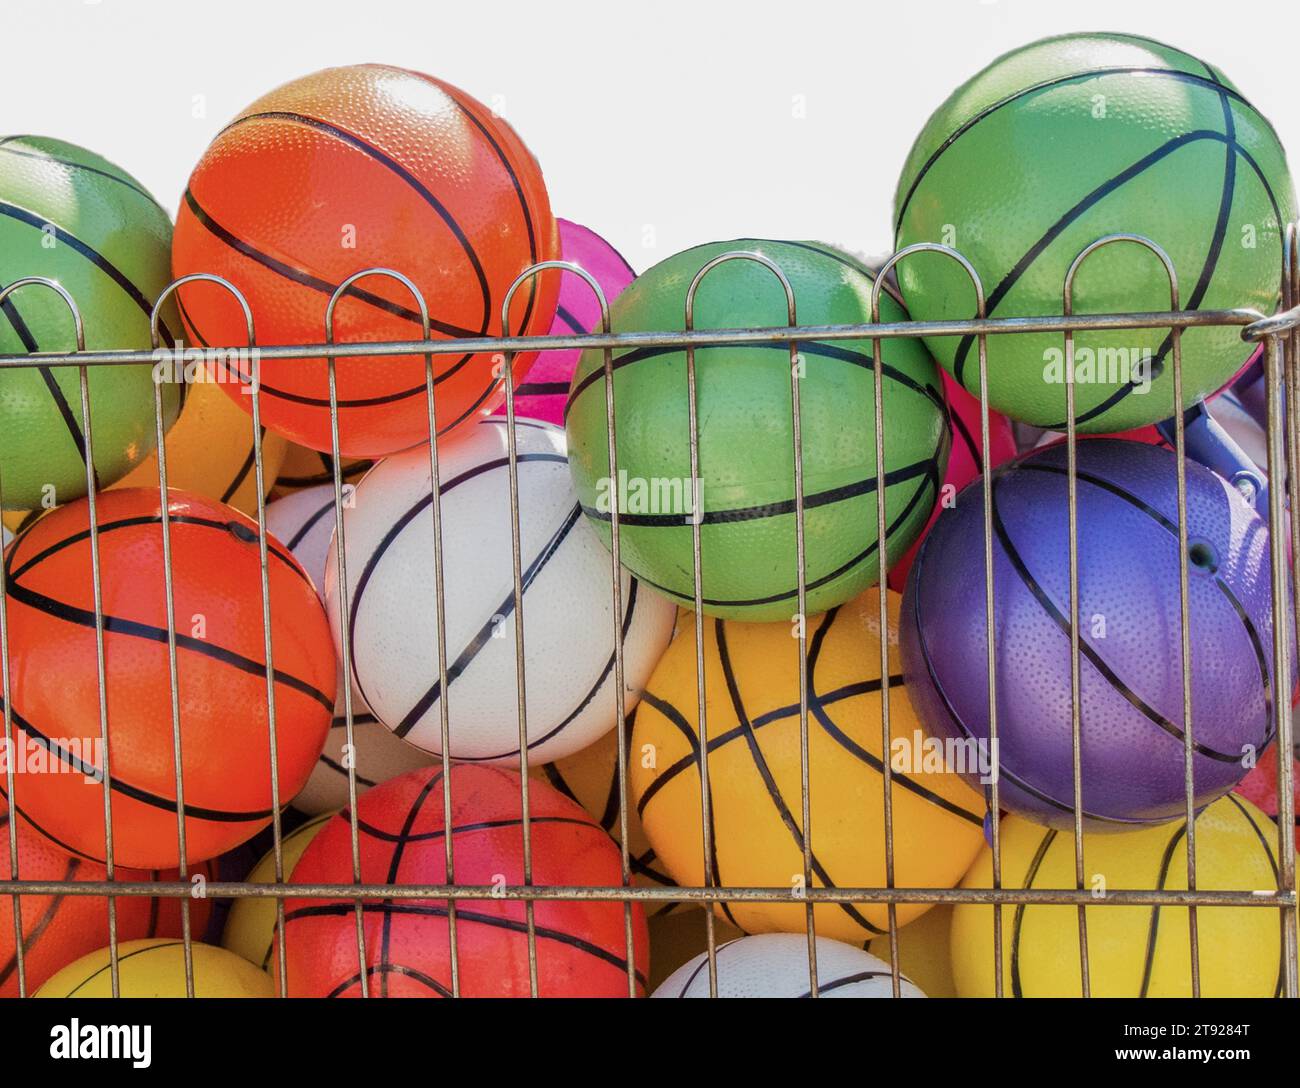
left=222, top=812, right=334, bottom=970
left=952, top=794, right=1291, bottom=997
left=36, top=938, right=273, bottom=997
left=866, top=903, right=957, bottom=998
left=533, top=725, right=680, bottom=916
left=113, top=380, right=287, bottom=516
left=2, top=508, right=37, bottom=536
left=270, top=440, right=372, bottom=499
left=631, top=588, right=986, bottom=942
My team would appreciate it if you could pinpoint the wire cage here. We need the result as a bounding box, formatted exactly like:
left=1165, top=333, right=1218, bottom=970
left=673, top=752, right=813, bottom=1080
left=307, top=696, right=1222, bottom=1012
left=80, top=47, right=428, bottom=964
left=0, top=222, right=1297, bottom=1000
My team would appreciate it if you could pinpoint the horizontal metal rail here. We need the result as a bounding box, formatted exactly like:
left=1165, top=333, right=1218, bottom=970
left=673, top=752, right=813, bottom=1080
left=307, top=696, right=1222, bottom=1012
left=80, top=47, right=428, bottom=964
left=0, top=880, right=1292, bottom=908
left=0, top=306, right=1283, bottom=371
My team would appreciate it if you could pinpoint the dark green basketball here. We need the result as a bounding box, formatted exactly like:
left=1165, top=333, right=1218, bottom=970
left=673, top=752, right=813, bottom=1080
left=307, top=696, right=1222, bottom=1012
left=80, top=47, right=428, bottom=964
left=894, top=32, right=1297, bottom=433
left=565, top=239, right=949, bottom=621
left=0, top=136, right=181, bottom=510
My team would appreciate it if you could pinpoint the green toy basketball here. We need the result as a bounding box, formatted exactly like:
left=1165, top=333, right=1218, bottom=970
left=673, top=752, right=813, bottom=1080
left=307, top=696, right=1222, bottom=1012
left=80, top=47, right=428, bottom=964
left=894, top=32, right=1297, bottom=433
left=0, top=136, right=181, bottom=510
left=565, top=239, right=949, bottom=621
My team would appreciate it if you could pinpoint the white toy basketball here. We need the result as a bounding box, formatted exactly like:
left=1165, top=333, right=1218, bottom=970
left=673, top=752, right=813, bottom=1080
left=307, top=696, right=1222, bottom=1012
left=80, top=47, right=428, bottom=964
left=266, top=484, right=434, bottom=813
left=324, top=417, right=677, bottom=764
left=265, top=483, right=347, bottom=597
left=652, top=933, right=927, bottom=998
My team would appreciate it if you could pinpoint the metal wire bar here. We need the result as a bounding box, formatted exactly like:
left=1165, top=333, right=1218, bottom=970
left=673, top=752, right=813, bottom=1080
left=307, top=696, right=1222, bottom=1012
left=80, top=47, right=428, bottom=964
left=872, top=245, right=994, bottom=996
left=499, top=268, right=550, bottom=997
left=0, top=280, right=123, bottom=999
left=1059, top=256, right=1090, bottom=998
left=869, top=261, right=901, bottom=1000
left=0, top=307, right=1283, bottom=371
left=148, top=279, right=226, bottom=999
left=1282, top=224, right=1300, bottom=998
left=681, top=254, right=730, bottom=997
left=325, top=272, right=427, bottom=999
left=415, top=294, right=460, bottom=1000
left=0, top=299, right=24, bottom=997
left=680, top=255, right=817, bottom=993
left=323, top=268, right=441, bottom=998
left=1, top=878, right=1288, bottom=907
left=531, top=260, right=639, bottom=998
left=1261, top=321, right=1300, bottom=999
left=1064, top=236, right=1201, bottom=996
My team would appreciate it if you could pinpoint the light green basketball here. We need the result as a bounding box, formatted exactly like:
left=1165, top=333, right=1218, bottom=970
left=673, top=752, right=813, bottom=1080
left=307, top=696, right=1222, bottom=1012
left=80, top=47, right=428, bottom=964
left=0, top=136, right=181, bottom=510
left=565, top=239, right=949, bottom=621
left=894, top=32, right=1297, bottom=433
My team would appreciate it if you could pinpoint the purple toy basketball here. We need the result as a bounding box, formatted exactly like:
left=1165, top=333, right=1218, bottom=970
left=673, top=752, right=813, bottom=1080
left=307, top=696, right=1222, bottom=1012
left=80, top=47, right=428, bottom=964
left=899, top=438, right=1288, bottom=831
left=494, top=218, right=635, bottom=426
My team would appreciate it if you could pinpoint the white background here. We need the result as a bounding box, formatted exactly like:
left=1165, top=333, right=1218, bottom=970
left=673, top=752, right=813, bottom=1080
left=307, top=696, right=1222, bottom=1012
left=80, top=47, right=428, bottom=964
left=6, top=0, right=1299, bottom=267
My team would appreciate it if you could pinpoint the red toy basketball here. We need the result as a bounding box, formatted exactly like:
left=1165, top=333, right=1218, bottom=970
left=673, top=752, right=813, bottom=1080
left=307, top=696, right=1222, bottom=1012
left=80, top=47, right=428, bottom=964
left=1, top=488, right=335, bottom=868
left=278, top=765, right=649, bottom=997
left=0, top=810, right=215, bottom=997
left=1234, top=744, right=1300, bottom=850
left=172, top=64, right=561, bottom=457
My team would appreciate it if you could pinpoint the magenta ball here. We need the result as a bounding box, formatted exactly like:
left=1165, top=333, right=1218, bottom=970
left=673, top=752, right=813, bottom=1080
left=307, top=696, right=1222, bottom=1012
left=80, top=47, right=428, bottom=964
left=495, top=218, right=635, bottom=426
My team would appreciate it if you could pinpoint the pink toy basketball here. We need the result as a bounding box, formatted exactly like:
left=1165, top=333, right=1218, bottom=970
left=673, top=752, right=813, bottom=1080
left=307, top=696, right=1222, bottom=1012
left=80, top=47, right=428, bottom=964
left=494, top=218, right=635, bottom=426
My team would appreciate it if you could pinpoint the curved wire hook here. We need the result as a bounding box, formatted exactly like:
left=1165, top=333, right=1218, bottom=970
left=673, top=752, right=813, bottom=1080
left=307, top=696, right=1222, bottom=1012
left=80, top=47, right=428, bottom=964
left=326, top=268, right=431, bottom=343
left=0, top=278, right=85, bottom=351
left=1064, top=233, right=1179, bottom=315
left=684, top=251, right=796, bottom=330
left=502, top=256, right=637, bottom=993
left=502, top=260, right=611, bottom=337
left=680, top=248, right=800, bottom=996
left=871, top=243, right=986, bottom=323
left=1062, top=232, right=1186, bottom=997
left=870, top=241, right=991, bottom=996
left=151, top=273, right=255, bottom=349
left=322, top=265, right=433, bottom=1001
left=1242, top=307, right=1298, bottom=343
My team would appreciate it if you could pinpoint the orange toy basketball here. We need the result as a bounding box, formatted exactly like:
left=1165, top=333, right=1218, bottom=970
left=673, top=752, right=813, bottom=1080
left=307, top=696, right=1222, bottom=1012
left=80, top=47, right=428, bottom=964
left=172, top=64, right=561, bottom=457
left=0, top=810, right=215, bottom=997
left=278, top=765, right=649, bottom=997
left=1, top=488, right=335, bottom=869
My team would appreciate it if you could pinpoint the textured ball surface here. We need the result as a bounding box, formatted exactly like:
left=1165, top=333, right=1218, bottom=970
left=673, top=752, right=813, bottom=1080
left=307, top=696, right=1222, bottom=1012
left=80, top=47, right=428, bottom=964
left=865, top=902, right=958, bottom=998
left=952, top=795, right=1291, bottom=996
left=2, top=488, right=335, bottom=867
left=901, top=438, right=1285, bottom=829
left=111, top=379, right=287, bottom=516
left=632, top=588, right=986, bottom=941
left=886, top=369, right=1017, bottom=592
left=279, top=765, right=649, bottom=996
left=0, top=810, right=213, bottom=997
left=566, top=240, right=949, bottom=621
left=36, top=938, right=273, bottom=997
left=172, top=64, right=561, bottom=456
left=0, top=136, right=182, bottom=509
left=652, top=933, right=925, bottom=997
left=494, top=218, right=636, bottom=425
left=270, top=443, right=373, bottom=500
left=265, top=483, right=433, bottom=811
left=1234, top=744, right=1299, bottom=849
left=895, top=32, right=1297, bottom=432
left=532, top=723, right=679, bottom=915
left=221, top=811, right=333, bottom=970
left=326, top=418, right=676, bottom=764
